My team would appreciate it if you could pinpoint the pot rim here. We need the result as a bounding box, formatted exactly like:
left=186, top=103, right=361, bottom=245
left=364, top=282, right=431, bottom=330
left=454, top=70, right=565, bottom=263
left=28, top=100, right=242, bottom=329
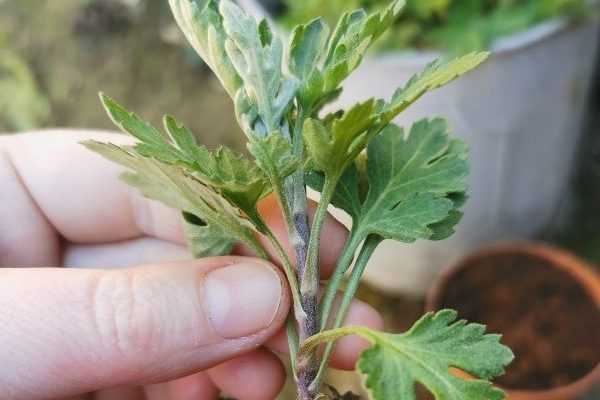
left=372, top=17, right=575, bottom=67
left=425, top=241, right=600, bottom=400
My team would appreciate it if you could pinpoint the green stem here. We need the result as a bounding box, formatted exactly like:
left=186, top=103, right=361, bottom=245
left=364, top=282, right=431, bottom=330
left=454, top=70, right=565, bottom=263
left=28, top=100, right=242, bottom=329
left=243, top=210, right=272, bottom=260
left=266, top=151, right=313, bottom=397
left=272, top=180, right=294, bottom=233
left=299, top=325, right=378, bottom=361
left=319, top=227, right=363, bottom=330
left=292, top=109, right=306, bottom=154
left=270, top=114, right=308, bottom=326
left=310, top=234, right=382, bottom=391
left=286, top=316, right=299, bottom=377
left=295, top=175, right=339, bottom=400
left=283, top=172, right=309, bottom=276
left=300, top=175, right=338, bottom=339
left=285, top=109, right=310, bottom=278
left=264, top=229, right=306, bottom=326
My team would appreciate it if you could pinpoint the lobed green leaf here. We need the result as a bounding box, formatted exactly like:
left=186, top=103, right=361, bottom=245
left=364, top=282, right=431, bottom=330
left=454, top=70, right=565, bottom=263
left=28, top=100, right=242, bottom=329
left=310, top=119, right=468, bottom=244
left=299, top=310, right=514, bottom=400
left=358, top=310, right=514, bottom=400
left=360, top=120, right=468, bottom=241
left=98, top=94, right=271, bottom=234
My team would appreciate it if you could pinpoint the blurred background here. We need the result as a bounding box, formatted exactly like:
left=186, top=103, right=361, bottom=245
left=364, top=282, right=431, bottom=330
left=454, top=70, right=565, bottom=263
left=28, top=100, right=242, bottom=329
left=1, top=0, right=599, bottom=399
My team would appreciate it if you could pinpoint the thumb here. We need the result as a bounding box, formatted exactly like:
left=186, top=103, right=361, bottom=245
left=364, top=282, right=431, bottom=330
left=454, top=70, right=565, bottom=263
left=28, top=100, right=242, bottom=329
left=0, top=257, right=289, bottom=400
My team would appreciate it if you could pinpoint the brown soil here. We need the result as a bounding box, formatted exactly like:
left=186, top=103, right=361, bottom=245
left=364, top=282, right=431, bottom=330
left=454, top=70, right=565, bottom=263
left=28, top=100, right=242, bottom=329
left=437, top=253, right=600, bottom=391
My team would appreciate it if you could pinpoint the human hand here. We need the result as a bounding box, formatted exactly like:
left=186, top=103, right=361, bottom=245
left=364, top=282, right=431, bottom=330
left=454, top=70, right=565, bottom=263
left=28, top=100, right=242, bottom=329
left=0, top=131, right=383, bottom=400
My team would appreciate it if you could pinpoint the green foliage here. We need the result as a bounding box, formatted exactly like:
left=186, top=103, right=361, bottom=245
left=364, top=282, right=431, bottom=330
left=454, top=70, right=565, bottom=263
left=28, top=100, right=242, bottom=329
left=169, top=0, right=242, bottom=97
left=304, top=99, right=378, bottom=178
left=99, top=94, right=271, bottom=225
left=220, top=0, right=299, bottom=135
left=359, top=310, right=513, bottom=400
left=321, top=0, right=404, bottom=89
left=280, top=0, right=589, bottom=54
left=248, top=133, right=303, bottom=183
left=84, top=141, right=262, bottom=252
left=360, top=121, right=467, bottom=242
left=301, top=310, right=514, bottom=400
left=304, top=51, right=485, bottom=185
left=286, top=0, right=405, bottom=115
left=87, top=1, right=512, bottom=399
left=170, top=0, right=298, bottom=139
left=87, top=94, right=274, bottom=255
left=289, top=19, right=330, bottom=81
left=83, top=140, right=266, bottom=255
left=309, top=119, right=468, bottom=244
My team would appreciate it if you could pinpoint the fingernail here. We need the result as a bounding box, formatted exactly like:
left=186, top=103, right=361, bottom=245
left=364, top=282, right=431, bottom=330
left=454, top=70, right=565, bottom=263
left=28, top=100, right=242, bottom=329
left=202, top=262, right=282, bottom=339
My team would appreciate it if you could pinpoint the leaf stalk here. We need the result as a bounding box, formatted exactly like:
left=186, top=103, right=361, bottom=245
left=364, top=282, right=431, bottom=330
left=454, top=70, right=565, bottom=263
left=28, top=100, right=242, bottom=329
left=318, top=227, right=363, bottom=331
left=311, top=234, right=382, bottom=390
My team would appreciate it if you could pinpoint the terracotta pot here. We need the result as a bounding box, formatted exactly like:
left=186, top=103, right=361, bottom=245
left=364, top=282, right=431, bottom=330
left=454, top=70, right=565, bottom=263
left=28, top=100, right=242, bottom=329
left=426, top=242, right=600, bottom=400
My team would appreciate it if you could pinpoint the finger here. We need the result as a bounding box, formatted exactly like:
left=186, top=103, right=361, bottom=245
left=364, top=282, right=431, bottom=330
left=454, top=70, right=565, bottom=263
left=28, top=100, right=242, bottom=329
left=0, top=141, right=61, bottom=267
left=167, top=372, right=219, bottom=400
left=93, top=387, right=144, bottom=400
left=1, top=131, right=349, bottom=274
left=208, top=349, right=286, bottom=400
left=143, top=383, right=168, bottom=400
left=61, top=395, right=94, bottom=400
left=64, top=238, right=190, bottom=269
left=235, top=195, right=348, bottom=278
left=267, top=297, right=384, bottom=370
left=0, top=131, right=184, bottom=252
left=329, top=299, right=384, bottom=370
left=0, top=257, right=289, bottom=399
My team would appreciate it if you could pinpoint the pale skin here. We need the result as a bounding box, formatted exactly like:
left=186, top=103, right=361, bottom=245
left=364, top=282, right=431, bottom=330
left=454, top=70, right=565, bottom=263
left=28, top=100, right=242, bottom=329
left=0, top=131, right=384, bottom=400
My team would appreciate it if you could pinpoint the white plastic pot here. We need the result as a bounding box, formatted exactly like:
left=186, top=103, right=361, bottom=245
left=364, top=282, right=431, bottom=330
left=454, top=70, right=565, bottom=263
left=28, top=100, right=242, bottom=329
left=237, top=0, right=600, bottom=295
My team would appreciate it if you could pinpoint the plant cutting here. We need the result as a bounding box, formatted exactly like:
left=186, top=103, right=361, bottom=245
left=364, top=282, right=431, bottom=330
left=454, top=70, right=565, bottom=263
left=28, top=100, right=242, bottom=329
left=84, top=0, right=514, bottom=398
